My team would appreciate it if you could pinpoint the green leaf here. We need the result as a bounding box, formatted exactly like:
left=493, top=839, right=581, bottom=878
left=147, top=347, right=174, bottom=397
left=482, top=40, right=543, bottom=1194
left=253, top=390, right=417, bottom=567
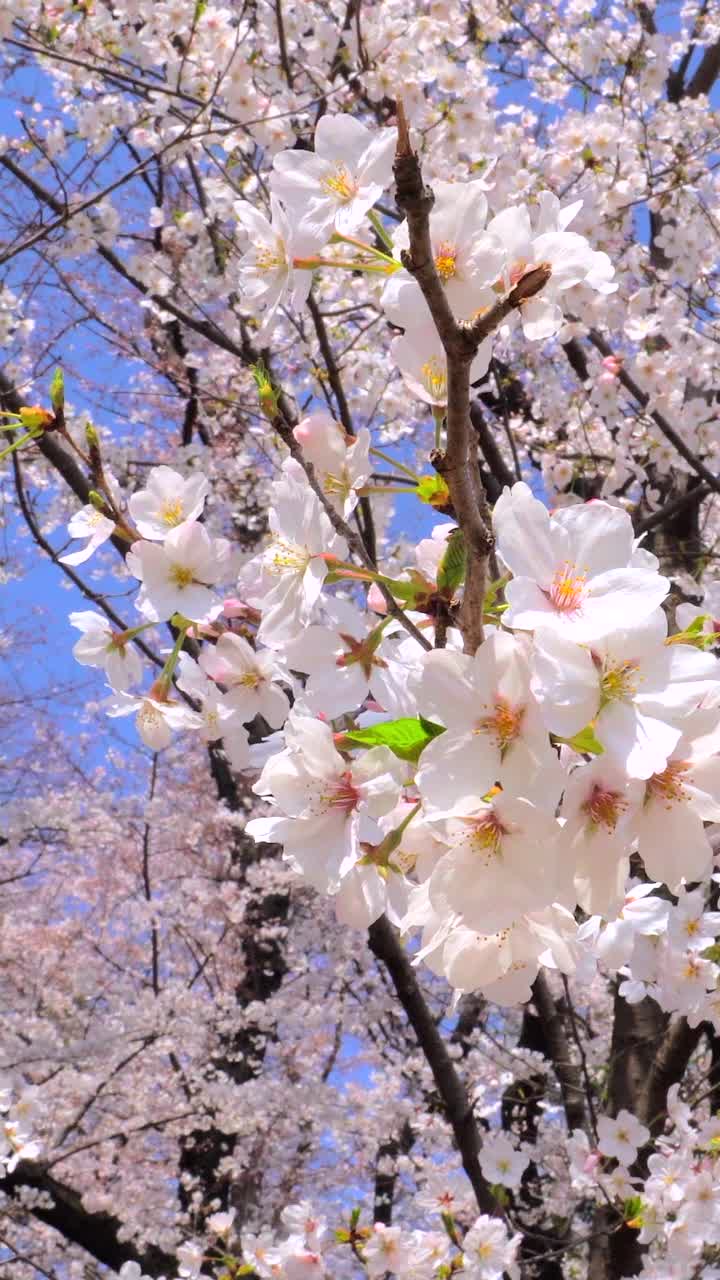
left=49, top=367, right=64, bottom=413
left=437, top=529, right=466, bottom=594
left=416, top=473, right=450, bottom=509
left=340, top=716, right=445, bottom=763
left=623, top=1195, right=644, bottom=1226
left=553, top=725, right=605, bottom=755
left=484, top=574, right=509, bottom=610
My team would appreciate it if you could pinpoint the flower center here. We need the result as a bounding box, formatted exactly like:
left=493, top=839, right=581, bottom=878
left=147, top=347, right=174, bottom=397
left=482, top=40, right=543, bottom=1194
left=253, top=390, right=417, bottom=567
left=466, top=808, right=508, bottom=857
left=255, top=242, right=287, bottom=273
left=235, top=670, right=261, bottom=688
left=434, top=240, right=458, bottom=282
left=161, top=498, right=185, bottom=527
left=646, top=760, right=690, bottom=807
left=267, top=537, right=311, bottom=575
left=321, top=165, right=358, bottom=203
left=323, top=770, right=360, bottom=813
left=169, top=564, right=194, bottom=589
left=420, top=356, right=447, bottom=403
left=323, top=469, right=352, bottom=501
left=549, top=562, right=588, bottom=614
left=600, top=659, right=640, bottom=705
left=138, top=702, right=163, bottom=733
left=582, top=782, right=627, bottom=832
left=477, top=695, right=523, bottom=752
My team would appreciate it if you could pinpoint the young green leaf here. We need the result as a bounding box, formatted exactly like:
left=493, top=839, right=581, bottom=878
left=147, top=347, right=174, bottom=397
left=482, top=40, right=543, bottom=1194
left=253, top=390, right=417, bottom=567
left=340, top=716, right=445, bottom=763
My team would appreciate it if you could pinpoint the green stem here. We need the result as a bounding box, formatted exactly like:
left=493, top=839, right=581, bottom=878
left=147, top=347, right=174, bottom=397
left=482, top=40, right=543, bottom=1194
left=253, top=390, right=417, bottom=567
left=361, top=484, right=418, bottom=496
left=0, top=431, right=39, bottom=463
left=161, top=623, right=189, bottom=681
left=433, top=407, right=445, bottom=451
left=293, top=255, right=399, bottom=275
left=368, top=208, right=395, bottom=252
left=369, top=446, right=420, bottom=482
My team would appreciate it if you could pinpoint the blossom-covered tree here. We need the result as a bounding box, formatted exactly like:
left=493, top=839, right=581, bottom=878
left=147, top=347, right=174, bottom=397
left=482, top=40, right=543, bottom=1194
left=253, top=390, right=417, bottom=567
left=2, top=3, right=720, bottom=1279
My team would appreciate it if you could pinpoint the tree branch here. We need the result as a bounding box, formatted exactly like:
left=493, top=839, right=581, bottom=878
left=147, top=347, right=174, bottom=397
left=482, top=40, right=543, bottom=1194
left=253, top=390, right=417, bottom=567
left=368, top=915, right=498, bottom=1216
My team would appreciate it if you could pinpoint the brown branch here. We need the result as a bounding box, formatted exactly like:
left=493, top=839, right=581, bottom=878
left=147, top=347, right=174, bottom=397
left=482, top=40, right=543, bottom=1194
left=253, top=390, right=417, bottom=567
left=686, top=37, right=720, bottom=98
left=0, top=1161, right=175, bottom=1278
left=367, top=915, right=498, bottom=1216
left=582, top=329, right=720, bottom=495
left=306, top=291, right=377, bottom=564
left=392, top=107, right=548, bottom=653
left=532, top=972, right=587, bottom=1134
left=635, top=480, right=711, bottom=534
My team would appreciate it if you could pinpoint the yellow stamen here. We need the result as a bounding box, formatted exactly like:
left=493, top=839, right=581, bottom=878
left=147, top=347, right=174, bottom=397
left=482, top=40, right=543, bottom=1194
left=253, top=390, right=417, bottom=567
left=321, top=165, right=358, bottom=203
left=434, top=240, right=458, bottom=282
left=549, top=561, right=587, bottom=613
left=646, top=760, right=690, bottom=808
left=161, top=498, right=184, bottom=527
left=420, top=357, right=447, bottom=402
left=477, top=696, right=523, bottom=752
left=583, top=782, right=626, bottom=832
left=169, top=564, right=194, bottom=589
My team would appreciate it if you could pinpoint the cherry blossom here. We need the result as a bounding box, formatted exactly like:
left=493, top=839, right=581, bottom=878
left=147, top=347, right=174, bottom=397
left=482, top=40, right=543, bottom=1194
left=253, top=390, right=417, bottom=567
left=247, top=715, right=402, bottom=893
left=58, top=503, right=115, bottom=565
left=198, top=631, right=289, bottom=727
left=494, top=483, right=669, bottom=641
left=129, top=522, right=223, bottom=623
left=127, top=465, right=209, bottom=540
left=270, top=115, right=397, bottom=238
left=235, top=195, right=319, bottom=336
left=69, top=611, right=143, bottom=692
left=597, top=1109, right=650, bottom=1165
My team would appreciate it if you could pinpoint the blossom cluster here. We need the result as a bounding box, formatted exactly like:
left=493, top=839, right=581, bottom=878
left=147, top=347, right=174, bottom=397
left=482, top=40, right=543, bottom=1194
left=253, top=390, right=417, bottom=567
left=54, top=111, right=720, bottom=1019
left=153, top=1200, right=520, bottom=1280
left=239, top=114, right=615, bottom=404
left=0, top=1080, right=41, bottom=1174
left=62, top=433, right=720, bottom=1014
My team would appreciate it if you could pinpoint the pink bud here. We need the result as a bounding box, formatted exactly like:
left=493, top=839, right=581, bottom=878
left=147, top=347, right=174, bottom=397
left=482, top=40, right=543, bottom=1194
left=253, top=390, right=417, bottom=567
left=293, top=420, right=313, bottom=445
left=367, top=582, right=388, bottom=614
left=601, top=355, right=622, bottom=376
left=223, top=597, right=247, bottom=618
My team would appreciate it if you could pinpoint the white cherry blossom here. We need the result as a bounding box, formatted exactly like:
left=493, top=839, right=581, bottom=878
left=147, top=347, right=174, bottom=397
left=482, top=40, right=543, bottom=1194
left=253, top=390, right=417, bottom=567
left=59, top=504, right=115, bottom=565
left=246, top=469, right=348, bottom=647
left=236, top=195, right=319, bottom=336
left=415, top=630, right=552, bottom=814
left=494, top=483, right=669, bottom=641
left=199, top=631, right=289, bottom=727
left=478, top=1132, right=530, bottom=1188
left=271, top=115, right=397, bottom=238
left=597, top=1109, right=650, bottom=1165
left=129, top=522, right=222, bottom=623
left=290, top=414, right=371, bottom=517
left=634, top=727, right=720, bottom=889
left=487, top=192, right=616, bottom=340
left=531, top=611, right=719, bottom=778
left=127, top=465, right=208, bottom=540
left=382, top=179, right=505, bottom=320
left=246, top=715, right=402, bottom=893
left=69, top=611, right=143, bottom=692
